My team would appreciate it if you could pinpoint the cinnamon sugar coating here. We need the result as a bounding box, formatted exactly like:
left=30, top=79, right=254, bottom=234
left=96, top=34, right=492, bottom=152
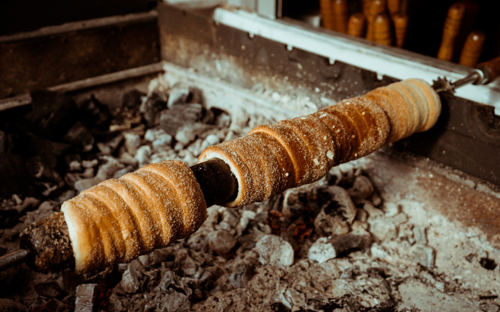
left=62, top=160, right=207, bottom=274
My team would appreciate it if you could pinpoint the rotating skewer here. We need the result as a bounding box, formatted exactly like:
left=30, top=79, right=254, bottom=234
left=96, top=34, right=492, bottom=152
left=433, top=56, right=500, bottom=94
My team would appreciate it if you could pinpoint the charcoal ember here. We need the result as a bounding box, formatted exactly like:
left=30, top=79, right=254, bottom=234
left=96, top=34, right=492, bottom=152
left=96, top=134, right=123, bottom=155
left=214, top=111, right=231, bottom=128
left=155, top=271, right=192, bottom=312
left=279, top=287, right=306, bottom=309
left=18, top=136, right=69, bottom=183
left=363, top=201, right=384, bottom=218
left=160, top=103, right=204, bottom=137
left=68, top=160, right=81, bottom=172
left=283, top=188, right=309, bottom=219
left=123, top=89, right=146, bottom=109
left=139, top=248, right=174, bottom=269
left=308, top=237, right=337, bottom=264
left=81, top=167, right=94, bottom=179
left=74, top=284, right=99, bottom=312
left=153, top=135, right=173, bottom=153
left=119, top=264, right=142, bottom=294
left=167, top=85, right=190, bottom=108
left=482, top=303, right=500, bottom=312
left=135, top=145, right=151, bottom=167
left=63, top=121, right=94, bottom=152
left=230, top=265, right=255, bottom=288
left=123, top=133, right=141, bottom=155
left=200, top=134, right=220, bottom=151
left=308, top=231, right=372, bottom=263
left=174, top=122, right=203, bottom=147
left=413, top=226, right=428, bottom=245
left=337, top=163, right=357, bottom=187
left=0, top=298, right=28, bottom=312
left=140, top=93, right=167, bottom=127
left=208, top=230, right=237, bottom=256
left=25, top=91, right=78, bottom=140
left=326, top=166, right=342, bottom=185
left=382, top=202, right=400, bottom=217
left=480, top=257, right=498, bottom=270
left=181, top=256, right=199, bottom=277
left=314, top=186, right=358, bottom=237
left=238, top=210, right=256, bottom=234
left=413, top=244, right=435, bottom=268
left=348, top=175, right=374, bottom=199
left=221, top=209, right=239, bottom=229
left=74, top=156, right=122, bottom=192
left=314, top=204, right=350, bottom=238
left=108, top=293, right=124, bottom=312
left=82, top=159, right=98, bottom=168
left=34, top=281, right=62, bottom=298
left=255, top=235, right=294, bottom=268
left=78, top=95, right=111, bottom=132
left=368, top=217, right=397, bottom=241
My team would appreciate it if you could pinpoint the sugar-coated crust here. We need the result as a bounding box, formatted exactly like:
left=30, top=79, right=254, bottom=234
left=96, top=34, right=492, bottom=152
left=364, top=88, right=408, bottom=142
left=312, top=110, right=351, bottom=163
left=250, top=124, right=311, bottom=186
left=387, top=82, right=420, bottom=135
left=401, top=81, right=429, bottom=133
left=299, top=115, right=337, bottom=169
left=397, top=82, right=426, bottom=132
left=244, top=134, right=283, bottom=200
left=320, top=104, right=362, bottom=160
left=140, top=161, right=207, bottom=237
left=62, top=160, right=207, bottom=274
left=247, top=132, right=296, bottom=192
left=349, top=97, right=390, bottom=156
left=224, top=138, right=267, bottom=204
left=279, top=116, right=336, bottom=183
left=404, top=79, right=441, bottom=131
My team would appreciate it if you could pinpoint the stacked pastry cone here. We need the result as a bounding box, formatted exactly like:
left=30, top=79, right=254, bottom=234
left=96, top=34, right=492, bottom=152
left=62, top=160, right=207, bottom=273
left=199, top=79, right=441, bottom=208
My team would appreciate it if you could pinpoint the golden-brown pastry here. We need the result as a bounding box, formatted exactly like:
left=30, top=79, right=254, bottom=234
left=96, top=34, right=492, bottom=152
left=249, top=124, right=313, bottom=186
left=62, top=160, right=206, bottom=273
left=404, top=79, right=441, bottom=131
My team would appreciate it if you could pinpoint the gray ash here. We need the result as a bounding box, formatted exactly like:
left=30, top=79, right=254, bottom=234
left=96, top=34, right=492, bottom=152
left=1, top=75, right=500, bottom=312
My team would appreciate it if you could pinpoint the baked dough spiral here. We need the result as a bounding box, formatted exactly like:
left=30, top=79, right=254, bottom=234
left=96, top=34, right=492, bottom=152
left=61, top=160, right=207, bottom=273
left=199, top=79, right=440, bottom=208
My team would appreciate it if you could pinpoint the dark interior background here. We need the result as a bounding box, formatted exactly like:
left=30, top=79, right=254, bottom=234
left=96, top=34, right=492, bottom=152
left=282, top=0, right=500, bottom=63
left=0, top=0, right=157, bottom=36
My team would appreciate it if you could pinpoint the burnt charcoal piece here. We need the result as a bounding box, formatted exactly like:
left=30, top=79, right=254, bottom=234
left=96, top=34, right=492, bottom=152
left=230, top=265, right=255, bottom=288
left=140, top=93, right=167, bottom=127
left=480, top=257, right=498, bottom=270
left=34, top=281, right=63, bottom=298
left=159, top=103, right=204, bottom=136
left=122, top=90, right=146, bottom=109
left=63, top=121, right=95, bottom=152
left=25, top=91, right=78, bottom=140
left=79, top=95, right=111, bottom=132
left=20, top=212, right=74, bottom=273
left=75, top=284, right=99, bottom=312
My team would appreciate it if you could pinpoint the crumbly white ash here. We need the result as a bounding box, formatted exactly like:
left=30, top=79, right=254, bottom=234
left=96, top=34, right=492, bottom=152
left=1, top=76, right=499, bottom=312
